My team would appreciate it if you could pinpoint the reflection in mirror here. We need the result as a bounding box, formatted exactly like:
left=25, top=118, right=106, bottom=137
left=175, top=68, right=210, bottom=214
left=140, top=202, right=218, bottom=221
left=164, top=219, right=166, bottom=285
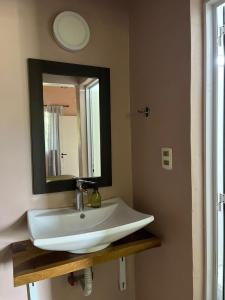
left=42, top=74, right=101, bottom=183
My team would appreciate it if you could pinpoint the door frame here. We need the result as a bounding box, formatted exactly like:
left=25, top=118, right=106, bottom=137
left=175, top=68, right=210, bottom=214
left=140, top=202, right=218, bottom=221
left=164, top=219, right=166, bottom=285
left=85, top=79, right=100, bottom=177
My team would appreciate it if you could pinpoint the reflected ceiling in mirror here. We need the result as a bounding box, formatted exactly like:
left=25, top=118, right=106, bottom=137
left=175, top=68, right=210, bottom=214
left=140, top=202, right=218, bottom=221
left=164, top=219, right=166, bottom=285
left=42, top=73, right=101, bottom=183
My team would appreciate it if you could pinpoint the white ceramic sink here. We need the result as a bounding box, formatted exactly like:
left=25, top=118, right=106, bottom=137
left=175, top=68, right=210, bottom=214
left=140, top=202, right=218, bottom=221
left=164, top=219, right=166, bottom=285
left=27, top=197, right=154, bottom=254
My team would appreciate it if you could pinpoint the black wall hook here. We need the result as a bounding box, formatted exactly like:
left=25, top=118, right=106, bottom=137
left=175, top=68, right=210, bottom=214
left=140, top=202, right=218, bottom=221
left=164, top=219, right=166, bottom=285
left=137, top=106, right=150, bottom=118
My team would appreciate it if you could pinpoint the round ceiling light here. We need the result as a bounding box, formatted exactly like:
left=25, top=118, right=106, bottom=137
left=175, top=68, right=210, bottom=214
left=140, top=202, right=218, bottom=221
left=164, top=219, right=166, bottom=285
left=53, top=11, right=90, bottom=51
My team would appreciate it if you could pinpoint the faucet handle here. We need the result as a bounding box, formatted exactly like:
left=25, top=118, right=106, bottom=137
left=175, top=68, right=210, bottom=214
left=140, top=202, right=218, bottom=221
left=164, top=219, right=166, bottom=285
left=76, top=179, right=97, bottom=191
left=76, top=179, right=86, bottom=191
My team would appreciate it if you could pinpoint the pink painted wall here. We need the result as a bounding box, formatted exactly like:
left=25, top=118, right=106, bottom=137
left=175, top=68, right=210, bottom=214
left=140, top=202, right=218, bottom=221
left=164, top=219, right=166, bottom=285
left=190, top=0, right=204, bottom=298
left=0, top=0, right=204, bottom=299
left=0, top=0, right=134, bottom=299
left=130, top=0, right=194, bottom=300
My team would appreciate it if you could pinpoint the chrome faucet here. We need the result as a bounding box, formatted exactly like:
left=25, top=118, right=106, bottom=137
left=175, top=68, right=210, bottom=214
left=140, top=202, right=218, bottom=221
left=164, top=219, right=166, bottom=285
left=75, top=179, right=96, bottom=211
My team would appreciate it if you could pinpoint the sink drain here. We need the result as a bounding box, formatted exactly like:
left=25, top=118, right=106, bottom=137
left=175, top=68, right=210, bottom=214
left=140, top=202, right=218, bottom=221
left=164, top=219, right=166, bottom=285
left=80, top=213, right=85, bottom=219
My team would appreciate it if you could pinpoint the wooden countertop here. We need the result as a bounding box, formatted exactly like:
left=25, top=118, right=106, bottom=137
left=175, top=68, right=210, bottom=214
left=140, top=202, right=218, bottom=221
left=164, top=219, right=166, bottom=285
left=11, top=229, right=161, bottom=287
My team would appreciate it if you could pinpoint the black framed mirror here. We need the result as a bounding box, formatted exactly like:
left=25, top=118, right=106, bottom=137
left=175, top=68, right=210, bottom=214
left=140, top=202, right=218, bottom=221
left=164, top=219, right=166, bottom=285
left=28, top=59, right=111, bottom=194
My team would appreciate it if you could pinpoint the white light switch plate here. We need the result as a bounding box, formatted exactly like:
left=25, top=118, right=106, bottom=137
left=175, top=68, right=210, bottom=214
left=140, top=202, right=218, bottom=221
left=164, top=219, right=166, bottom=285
left=161, top=147, right=172, bottom=170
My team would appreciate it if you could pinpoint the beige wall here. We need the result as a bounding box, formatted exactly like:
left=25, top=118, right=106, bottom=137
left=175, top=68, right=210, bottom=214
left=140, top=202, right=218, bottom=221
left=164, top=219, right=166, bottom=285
left=130, top=0, right=194, bottom=300
left=0, top=0, right=134, bottom=299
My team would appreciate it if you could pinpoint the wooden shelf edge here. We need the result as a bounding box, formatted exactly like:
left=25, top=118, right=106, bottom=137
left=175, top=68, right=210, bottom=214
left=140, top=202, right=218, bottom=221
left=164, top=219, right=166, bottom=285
left=12, top=229, right=161, bottom=287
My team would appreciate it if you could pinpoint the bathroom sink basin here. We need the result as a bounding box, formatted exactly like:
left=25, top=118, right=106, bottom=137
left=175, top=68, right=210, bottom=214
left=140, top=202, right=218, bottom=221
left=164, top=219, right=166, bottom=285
left=27, top=197, right=154, bottom=254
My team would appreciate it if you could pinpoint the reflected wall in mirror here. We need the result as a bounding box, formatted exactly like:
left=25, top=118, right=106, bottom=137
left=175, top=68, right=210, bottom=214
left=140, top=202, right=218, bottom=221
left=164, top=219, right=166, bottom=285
left=43, top=74, right=101, bottom=183
left=28, top=59, right=111, bottom=194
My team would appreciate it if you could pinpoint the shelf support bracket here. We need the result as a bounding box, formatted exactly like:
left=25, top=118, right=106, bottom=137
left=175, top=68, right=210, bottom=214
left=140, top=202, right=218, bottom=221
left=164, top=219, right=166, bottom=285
left=119, top=256, right=126, bottom=292
left=27, top=283, right=38, bottom=300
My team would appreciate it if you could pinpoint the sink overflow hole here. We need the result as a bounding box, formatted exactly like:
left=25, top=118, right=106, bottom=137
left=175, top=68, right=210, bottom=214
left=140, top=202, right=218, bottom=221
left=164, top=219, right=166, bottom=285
left=80, top=213, right=85, bottom=219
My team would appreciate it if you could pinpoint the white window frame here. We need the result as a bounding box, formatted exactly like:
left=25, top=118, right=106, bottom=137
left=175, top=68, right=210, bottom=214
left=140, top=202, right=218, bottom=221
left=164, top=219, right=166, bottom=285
left=205, top=1, right=225, bottom=299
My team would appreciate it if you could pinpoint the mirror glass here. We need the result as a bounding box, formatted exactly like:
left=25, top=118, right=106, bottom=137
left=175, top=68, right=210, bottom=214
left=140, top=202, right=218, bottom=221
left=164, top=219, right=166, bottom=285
left=42, top=73, right=101, bottom=183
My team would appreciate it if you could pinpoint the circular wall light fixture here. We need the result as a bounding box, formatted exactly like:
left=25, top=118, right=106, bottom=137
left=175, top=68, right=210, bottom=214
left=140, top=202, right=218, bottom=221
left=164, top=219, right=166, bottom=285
left=53, top=11, right=90, bottom=51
